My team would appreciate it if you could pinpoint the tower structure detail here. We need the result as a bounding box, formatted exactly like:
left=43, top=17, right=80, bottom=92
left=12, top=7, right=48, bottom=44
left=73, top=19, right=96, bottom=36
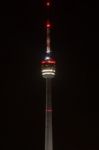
left=41, top=1, right=56, bottom=150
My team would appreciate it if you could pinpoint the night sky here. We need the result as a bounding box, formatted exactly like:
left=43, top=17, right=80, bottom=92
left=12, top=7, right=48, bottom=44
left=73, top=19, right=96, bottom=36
left=0, top=0, right=99, bottom=150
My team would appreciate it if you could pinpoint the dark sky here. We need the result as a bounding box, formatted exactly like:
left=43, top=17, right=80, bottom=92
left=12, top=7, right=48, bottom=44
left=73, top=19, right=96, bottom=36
left=0, top=0, right=99, bottom=150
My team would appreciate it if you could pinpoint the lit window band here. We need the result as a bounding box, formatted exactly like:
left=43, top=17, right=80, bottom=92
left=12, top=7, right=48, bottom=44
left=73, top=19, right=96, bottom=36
left=42, top=72, right=55, bottom=76
left=42, top=69, right=55, bottom=73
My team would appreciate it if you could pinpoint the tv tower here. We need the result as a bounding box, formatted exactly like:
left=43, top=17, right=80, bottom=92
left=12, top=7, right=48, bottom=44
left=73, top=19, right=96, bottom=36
left=41, top=1, right=56, bottom=150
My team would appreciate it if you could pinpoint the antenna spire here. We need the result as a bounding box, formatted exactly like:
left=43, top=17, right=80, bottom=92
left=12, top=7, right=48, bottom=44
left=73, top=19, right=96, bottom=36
left=45, top=0, right=52, bottom=54
left=46, top=20, right=51, bottom=54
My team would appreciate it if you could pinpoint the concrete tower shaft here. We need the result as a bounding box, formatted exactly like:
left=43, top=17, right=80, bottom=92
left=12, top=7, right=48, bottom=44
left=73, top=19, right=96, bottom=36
left=45, top=79, right=53, bottom=150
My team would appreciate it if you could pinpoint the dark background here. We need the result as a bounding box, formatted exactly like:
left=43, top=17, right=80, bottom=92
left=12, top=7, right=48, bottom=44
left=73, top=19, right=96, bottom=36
left=0, top=0, right=99, bottom=150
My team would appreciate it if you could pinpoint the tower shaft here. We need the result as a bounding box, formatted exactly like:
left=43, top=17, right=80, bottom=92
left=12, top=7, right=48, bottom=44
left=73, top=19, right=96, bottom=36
left=45, top=78, right=53, bottom=150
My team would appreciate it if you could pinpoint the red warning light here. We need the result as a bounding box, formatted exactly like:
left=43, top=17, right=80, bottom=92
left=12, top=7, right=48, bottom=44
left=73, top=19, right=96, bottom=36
left=45, top=109, right=53, bottom=112
left=46, top=0, right=51, bottom=6
left=46, top=2, right=50, bottom=6
left=46, top=20, right=51, bottom=28
left=46, top=2, right=51, bottom=7
left=47, top=23, right=51, bottom=28
left=41, top=60, right=56, bottom=64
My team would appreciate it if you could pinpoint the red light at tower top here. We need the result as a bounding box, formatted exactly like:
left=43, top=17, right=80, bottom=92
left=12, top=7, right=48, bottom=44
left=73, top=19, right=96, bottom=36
left=46, top=20, right=51, bottom=28
left=46, top=23, right=51, bottom=28
left=46, top=0, right=51, bottom=6
left=46, top=2, right=50, bottom=6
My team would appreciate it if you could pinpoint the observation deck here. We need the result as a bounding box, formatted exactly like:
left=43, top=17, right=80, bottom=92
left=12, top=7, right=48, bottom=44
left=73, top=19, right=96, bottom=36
left=41, top=58, right=56, bottom=78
